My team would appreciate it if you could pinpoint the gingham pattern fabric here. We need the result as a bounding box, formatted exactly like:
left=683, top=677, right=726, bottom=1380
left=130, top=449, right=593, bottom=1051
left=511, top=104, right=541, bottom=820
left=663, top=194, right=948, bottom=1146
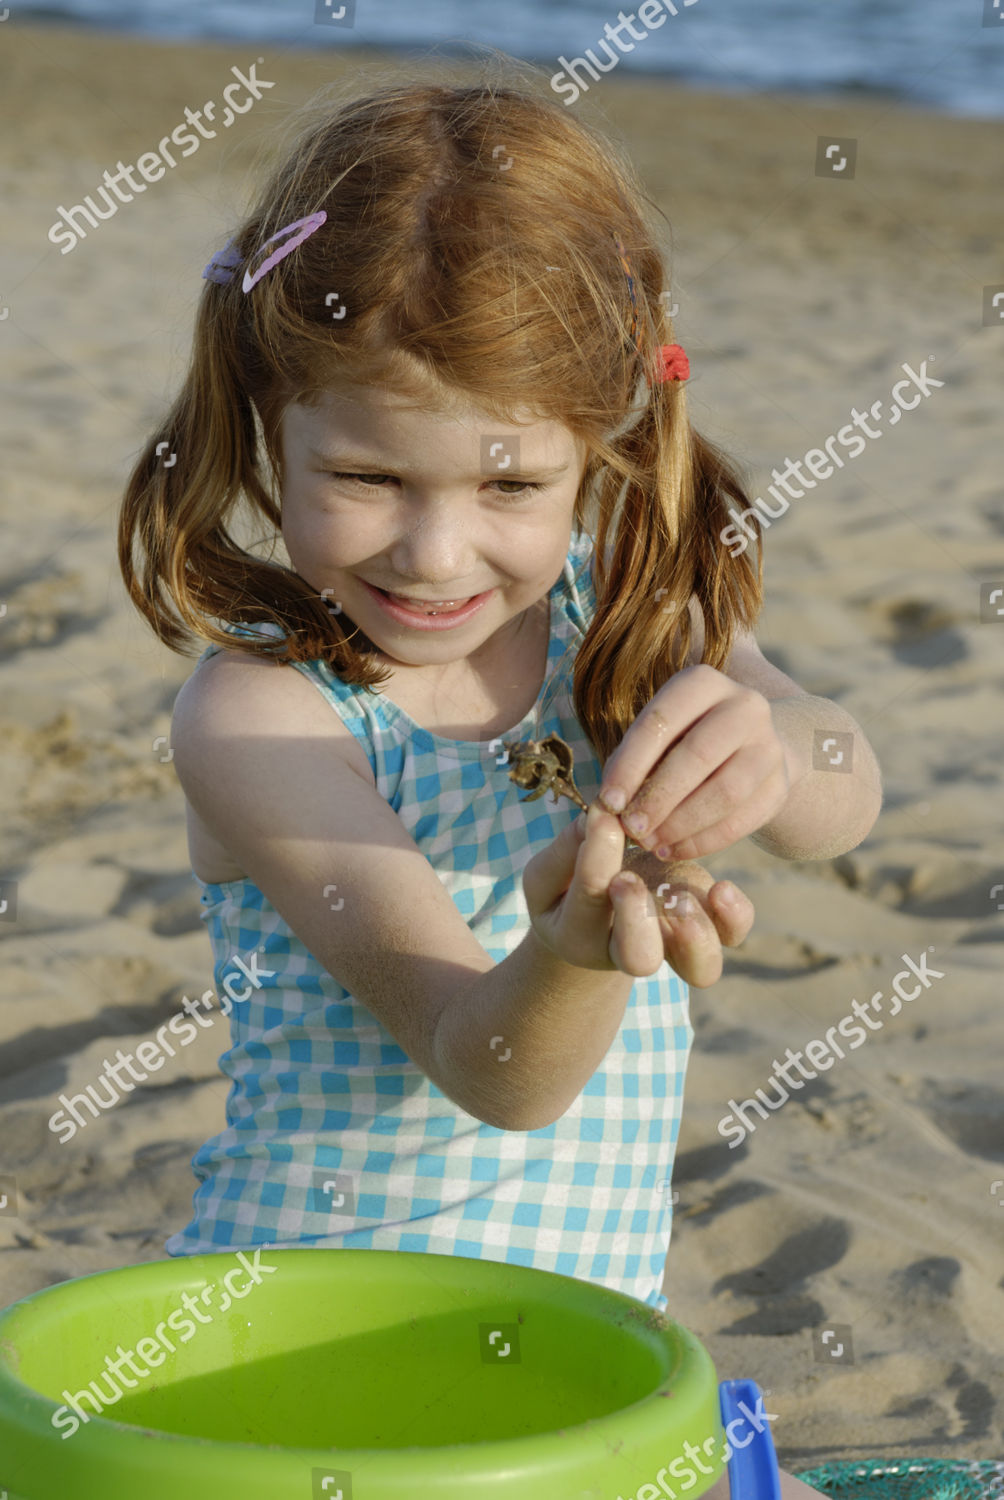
left=165, top=528, right=693, bottom=1311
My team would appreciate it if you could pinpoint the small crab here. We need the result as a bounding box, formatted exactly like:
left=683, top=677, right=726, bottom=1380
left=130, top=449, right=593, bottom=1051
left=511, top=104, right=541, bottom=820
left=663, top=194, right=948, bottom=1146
left=502, top=733, right=590, bottom=814
left=501, top=732, right=644, bottom=853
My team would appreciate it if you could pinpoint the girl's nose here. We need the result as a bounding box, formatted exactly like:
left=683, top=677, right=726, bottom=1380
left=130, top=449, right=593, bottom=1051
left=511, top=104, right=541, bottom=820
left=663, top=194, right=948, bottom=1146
left=389, top=525, right=476, bottom=580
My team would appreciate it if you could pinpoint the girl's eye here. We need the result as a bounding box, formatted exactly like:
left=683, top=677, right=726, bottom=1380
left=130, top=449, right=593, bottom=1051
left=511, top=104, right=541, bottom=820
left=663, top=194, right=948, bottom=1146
left=328, top=471, right=545, bottom=500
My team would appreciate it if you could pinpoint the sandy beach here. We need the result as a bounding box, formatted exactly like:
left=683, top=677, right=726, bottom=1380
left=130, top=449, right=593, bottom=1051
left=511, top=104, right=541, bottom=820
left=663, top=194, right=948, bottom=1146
left=1, top=18, right=1003, bottom=1468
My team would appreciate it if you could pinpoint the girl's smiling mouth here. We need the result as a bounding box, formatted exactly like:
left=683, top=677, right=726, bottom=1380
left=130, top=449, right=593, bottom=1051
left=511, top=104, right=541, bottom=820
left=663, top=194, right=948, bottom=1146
left=361, top=579, right=495, bottom=629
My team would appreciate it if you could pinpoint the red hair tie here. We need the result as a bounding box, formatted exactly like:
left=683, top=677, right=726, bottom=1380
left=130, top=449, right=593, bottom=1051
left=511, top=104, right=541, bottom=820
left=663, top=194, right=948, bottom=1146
left=612, top=234, right=689, bottom=385
left=655, top=343, right=690, bottom=383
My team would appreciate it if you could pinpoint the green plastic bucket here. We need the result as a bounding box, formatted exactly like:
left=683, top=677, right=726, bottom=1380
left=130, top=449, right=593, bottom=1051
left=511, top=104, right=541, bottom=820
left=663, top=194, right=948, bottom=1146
left=0, top=1247, right=727, bottom=1500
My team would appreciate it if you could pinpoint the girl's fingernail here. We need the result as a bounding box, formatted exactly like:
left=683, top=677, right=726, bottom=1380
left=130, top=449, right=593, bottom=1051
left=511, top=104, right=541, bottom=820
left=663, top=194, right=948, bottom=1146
left=716, top=883, right=738, bottom=905
left=673, top=893, right=694, bottom=918
left=601, top=786, right=627, bottom=812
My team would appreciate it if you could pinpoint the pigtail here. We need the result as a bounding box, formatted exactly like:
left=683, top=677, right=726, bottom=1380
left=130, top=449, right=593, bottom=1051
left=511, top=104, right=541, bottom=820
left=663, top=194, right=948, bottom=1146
left=573, top=377, right=765, bottom=766
left=117, top=267, right=392, bottom=685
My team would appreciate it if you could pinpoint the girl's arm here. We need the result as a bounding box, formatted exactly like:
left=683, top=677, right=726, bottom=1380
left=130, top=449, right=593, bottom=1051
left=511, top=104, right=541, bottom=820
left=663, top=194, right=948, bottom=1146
left=749, top=692, right=883, bottom=861
left=696, top=617, right=883, bottom=860
left=172, top=653, right=752, bottom=1135
left=612, top=605, right=882, bottom=864
left=693, top=618, right=882, bottom=858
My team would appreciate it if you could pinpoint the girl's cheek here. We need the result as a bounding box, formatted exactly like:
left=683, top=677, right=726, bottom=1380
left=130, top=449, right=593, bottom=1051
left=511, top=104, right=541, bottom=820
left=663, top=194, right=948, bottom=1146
left=304, top=517, right=370, bottom=570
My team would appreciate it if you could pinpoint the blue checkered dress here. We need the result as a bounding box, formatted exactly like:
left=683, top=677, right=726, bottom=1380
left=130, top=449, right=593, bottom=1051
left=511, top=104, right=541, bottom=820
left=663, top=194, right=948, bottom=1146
left=165, top=528, right=693, bottom=1310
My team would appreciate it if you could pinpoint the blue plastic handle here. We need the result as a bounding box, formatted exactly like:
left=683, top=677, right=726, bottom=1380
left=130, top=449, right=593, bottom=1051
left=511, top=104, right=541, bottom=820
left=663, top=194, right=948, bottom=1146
left=718, top=1378, right=782, bottom=1500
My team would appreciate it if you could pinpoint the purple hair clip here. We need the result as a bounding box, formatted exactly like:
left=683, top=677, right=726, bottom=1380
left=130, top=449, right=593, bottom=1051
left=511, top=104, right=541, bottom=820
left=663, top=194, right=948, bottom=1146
left=203, top=237, right=243, bottom=285
left=202, top=211, right=328, bottom=292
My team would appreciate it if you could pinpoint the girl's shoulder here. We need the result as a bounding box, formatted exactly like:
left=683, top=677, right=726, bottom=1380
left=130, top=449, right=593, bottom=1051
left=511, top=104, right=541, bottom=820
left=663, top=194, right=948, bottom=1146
left=174, top=635, right=292, bottom=734
left=174, top=631, right=375, bottom=788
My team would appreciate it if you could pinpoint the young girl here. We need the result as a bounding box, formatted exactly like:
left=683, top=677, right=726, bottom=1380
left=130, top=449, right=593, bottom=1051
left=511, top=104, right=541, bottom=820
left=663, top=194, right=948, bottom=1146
left=118, top=70, right=876, bottom=1495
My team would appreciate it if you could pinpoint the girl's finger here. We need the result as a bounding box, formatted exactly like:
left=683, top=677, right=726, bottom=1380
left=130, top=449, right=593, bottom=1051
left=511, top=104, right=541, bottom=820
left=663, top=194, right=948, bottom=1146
left=607, top=873, right=665, bottom=977
left=570, top=802, right=627, bottom=905
left=521, top=813, right=592, bottom=918
left=657, top=892, right=725, bottom=990
left=706, top=880, right=755, bottom=949
left=558, top=803, right=634, bottom=961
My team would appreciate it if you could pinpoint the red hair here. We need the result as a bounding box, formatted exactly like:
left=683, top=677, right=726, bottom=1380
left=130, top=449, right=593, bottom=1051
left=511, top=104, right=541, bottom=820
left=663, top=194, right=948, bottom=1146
left=118, top=64, right=764, bottom=763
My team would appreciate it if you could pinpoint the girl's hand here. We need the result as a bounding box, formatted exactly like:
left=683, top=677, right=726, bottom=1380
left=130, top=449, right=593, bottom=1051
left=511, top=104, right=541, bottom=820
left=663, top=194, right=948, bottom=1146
left=522, top=801, right=754, bottom=987
left=597, top=665, right=793, bottom=862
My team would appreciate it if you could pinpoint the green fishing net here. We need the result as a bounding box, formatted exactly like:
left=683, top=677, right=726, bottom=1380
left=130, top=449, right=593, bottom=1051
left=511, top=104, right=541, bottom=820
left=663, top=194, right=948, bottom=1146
left=794, top=1459, right=1004, bottom=1500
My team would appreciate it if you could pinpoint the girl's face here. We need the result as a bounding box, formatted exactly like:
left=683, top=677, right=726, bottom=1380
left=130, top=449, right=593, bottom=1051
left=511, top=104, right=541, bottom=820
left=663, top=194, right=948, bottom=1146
left=279, top=384, right=589, bottom=675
